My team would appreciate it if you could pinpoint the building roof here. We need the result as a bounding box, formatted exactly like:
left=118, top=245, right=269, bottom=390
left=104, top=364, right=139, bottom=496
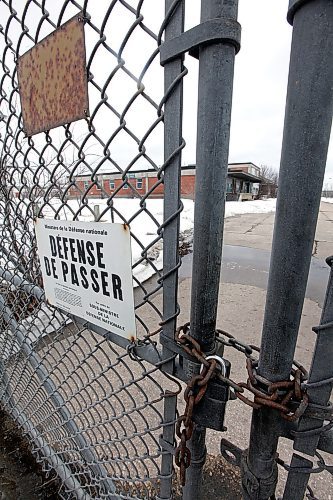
left=73, top=163, right=261, bottom=181
left=228, top=170, right=262, bottom=183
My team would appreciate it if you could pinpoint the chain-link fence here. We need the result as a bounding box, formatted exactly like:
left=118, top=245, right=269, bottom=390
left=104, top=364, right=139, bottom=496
left=0, top=1, right=186, bottom=498
left=1, top=1, right=333, bottom=499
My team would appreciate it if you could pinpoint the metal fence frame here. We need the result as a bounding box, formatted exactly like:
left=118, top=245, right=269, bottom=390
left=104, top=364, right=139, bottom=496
left=0, top=1, right=186, bottom=498
left=244, top=2, right=333, bottom=498
left=0, top=0, right=332, bottom=499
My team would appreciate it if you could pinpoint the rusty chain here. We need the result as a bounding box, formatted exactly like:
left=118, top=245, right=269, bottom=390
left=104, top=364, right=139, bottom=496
left=173, top=323, right=317, bottom=485
left=174, top=323, right=220, bottom=485
left=173, top=323, right=333, bottom=486
left=215, top=328, right=310, bottom=422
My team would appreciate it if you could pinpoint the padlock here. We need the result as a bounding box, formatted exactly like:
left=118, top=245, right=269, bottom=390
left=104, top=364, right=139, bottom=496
left=192, top=355, right=231, bottom=431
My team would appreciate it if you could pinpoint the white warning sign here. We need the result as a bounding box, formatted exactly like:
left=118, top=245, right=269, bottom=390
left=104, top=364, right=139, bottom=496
left=35, top=219, right=136, bottom=340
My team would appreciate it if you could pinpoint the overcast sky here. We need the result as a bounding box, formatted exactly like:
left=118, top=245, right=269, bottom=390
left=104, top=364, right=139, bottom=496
left=1, top=0, right=332, bottom=184
left=183, top=0, right=333, bottom=182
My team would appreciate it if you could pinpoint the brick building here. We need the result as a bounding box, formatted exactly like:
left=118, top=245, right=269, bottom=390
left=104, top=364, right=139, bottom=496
left=68, top=162, right=261, bottom=201
left=226, top=163, right=262, bottom=201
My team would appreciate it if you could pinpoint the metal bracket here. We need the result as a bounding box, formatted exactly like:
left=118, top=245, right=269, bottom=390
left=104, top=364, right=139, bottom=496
left=159, top=436, right=176, bottom=456
left=288, top=400, right=333, bottom=421
left=160, top=17, right=241, bottom=66
left=241, top=451, right=278, bottom=500
left=220, top=438, right=243, bottom=467
left=160, top=333, right=198, bottom=362
left=280, top=411, right=333, bottom=455
left=160, top=332, right=223, bottom=361
left=287, top=0, right=313, bottom=25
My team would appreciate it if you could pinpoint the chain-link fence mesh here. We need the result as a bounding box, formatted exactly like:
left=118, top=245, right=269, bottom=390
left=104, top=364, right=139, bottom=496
left=3, top=2, right=332, bottom=499
left=0, top=0, right=185, bottom=497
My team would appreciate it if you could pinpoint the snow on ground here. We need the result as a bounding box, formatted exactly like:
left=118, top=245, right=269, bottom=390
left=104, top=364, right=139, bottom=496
left=322, top=197, right=333, bottom=204
left=42, top=198, right=277, bottom=285
left=224, top=198, right=276, bottom=217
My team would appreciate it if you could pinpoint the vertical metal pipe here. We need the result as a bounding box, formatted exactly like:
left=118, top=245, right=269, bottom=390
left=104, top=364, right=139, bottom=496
left=244, top=1, right=333, bottom=498
left=182, top=425, right=207, bottom=500
left=162, top=0, right=184, bottom=368
left=160, top=1, right=185, bottom=497
left=190, top=0, right=239, bottom=352
left=283, top=257, right=333, bottom=500
left=185, top=1, right=239, bottom=498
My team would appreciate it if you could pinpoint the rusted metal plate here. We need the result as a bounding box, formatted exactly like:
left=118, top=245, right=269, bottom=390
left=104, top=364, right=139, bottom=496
left=17, top=14, right=89, bottom=137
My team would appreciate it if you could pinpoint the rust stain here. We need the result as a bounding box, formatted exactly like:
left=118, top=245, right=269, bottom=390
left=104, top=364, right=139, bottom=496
left=17, top=13, right=89, bottom=137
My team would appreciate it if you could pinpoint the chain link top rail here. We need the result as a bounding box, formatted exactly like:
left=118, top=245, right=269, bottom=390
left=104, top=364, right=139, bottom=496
left=0, top=0, right=188, bottom=497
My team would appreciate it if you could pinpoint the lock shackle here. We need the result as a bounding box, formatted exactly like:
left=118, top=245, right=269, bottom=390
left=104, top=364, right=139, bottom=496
left=201, top=355, right=227, bottom=377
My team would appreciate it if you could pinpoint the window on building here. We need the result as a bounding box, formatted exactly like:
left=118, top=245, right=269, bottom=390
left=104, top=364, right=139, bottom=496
left=226, top=181, right=233, bottom=193
left=128, top=173, right=135, bottom=179
left=123, top=182, right=128, bottom=189
left=109, top=180, right=115, bottom=190
left=84, top=180, right=89, bottom=191
left=136, top=178, right=143, bottom=189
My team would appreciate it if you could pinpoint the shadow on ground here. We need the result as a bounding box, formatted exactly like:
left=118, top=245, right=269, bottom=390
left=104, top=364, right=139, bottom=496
left=174, top=455, right=242, bottom=499
left=1, top=404, right=242, bottom=500
left=0, top=409, right=59, bottom=499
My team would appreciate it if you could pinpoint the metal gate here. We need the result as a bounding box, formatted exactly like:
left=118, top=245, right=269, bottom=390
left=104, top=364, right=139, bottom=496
left=0, top=0, right=332, bottom=499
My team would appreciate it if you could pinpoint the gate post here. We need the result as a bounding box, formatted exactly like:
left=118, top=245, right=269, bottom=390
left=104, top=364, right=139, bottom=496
left=184, top=1, right=240, bottom=498
left=160, top=1, right=185, bottom=498
left=243, top=1, right=333, bottom=498
left=283, top=257, right=333, bottom=499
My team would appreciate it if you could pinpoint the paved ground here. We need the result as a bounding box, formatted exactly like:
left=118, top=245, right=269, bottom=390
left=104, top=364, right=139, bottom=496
left=132, top=200, right=333, bottom=498
left=1, top=202, right=332, bottom=499
left=222, top=201, right=333, bottom=259
left=174, top=201, right=333, bottom=499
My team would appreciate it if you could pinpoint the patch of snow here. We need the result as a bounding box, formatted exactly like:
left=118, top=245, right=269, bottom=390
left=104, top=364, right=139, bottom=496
left=322, top=197, right=333, bottom=204
left=224, top=198, right=276, bottom=217
left=42, top=197, right=277, bottom=286
left=43, top=197, right=277, bottom=284
left=0, top=197, right=278, bottom=350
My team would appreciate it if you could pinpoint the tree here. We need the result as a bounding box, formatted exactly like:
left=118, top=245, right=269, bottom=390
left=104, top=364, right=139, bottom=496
left=260, top=165, right=279, bottom=184
left=259, top=165, right=279, bottom=198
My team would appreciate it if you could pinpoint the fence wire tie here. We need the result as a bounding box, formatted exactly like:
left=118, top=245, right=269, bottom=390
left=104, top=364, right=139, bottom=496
left=277, top=451, right=333, bottom=476
left=306, top=484, right=320, bottom=500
